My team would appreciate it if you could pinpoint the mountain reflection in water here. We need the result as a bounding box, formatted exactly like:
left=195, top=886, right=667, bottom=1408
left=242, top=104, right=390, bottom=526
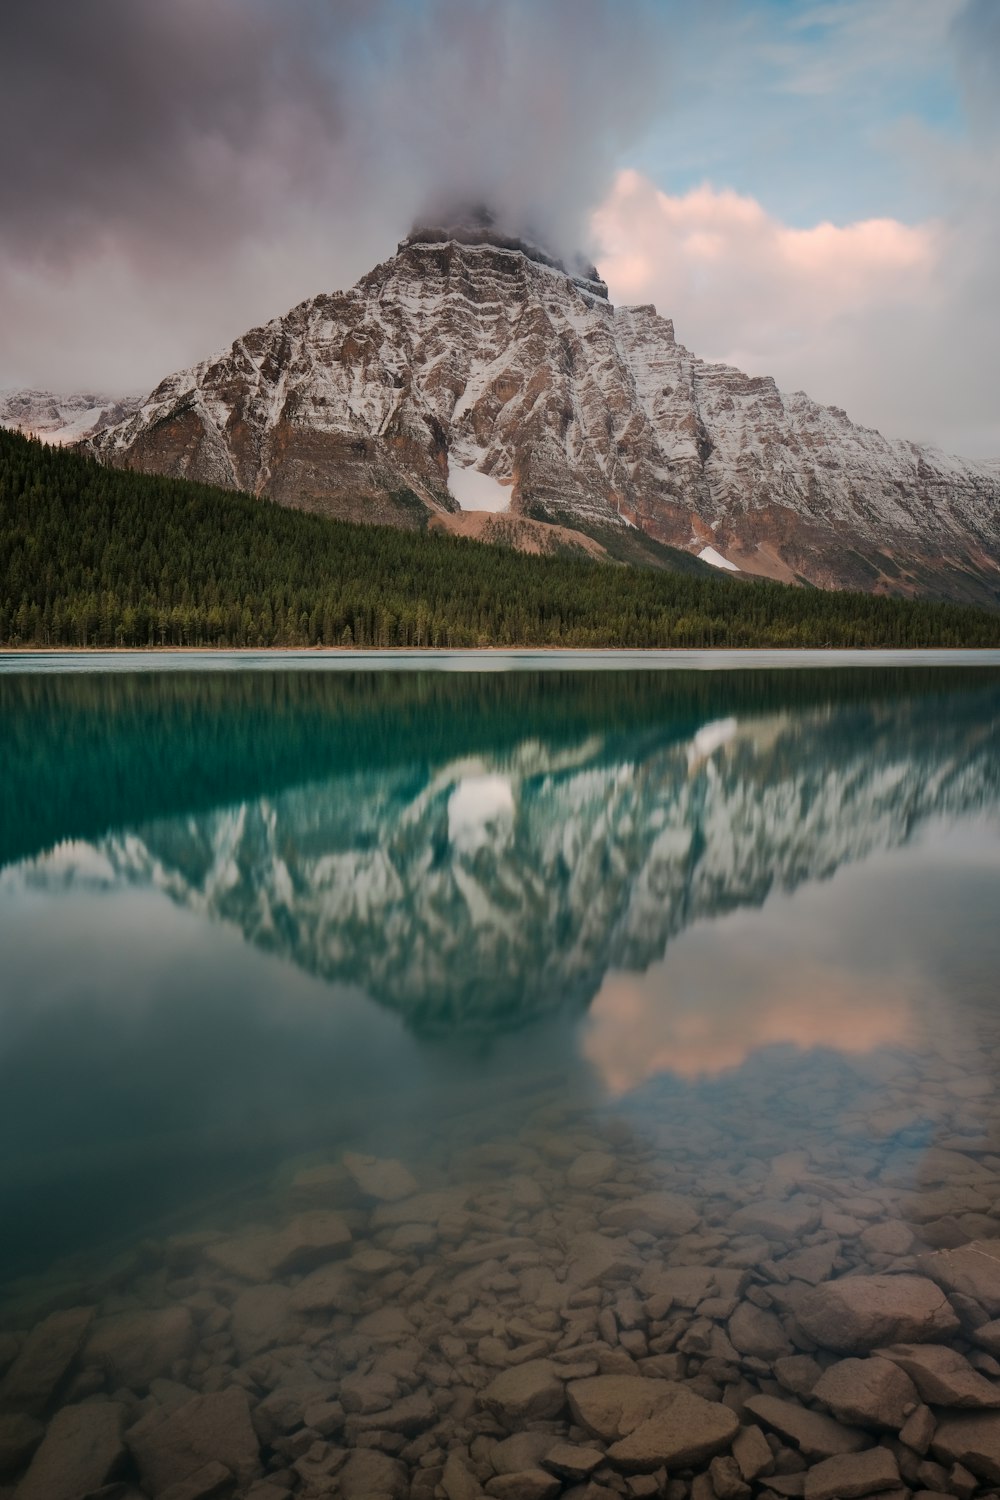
left=1, top=665, right=1000, bottom=1277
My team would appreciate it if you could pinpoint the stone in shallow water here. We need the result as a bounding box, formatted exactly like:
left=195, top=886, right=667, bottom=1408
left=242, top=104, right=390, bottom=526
left=14, top=1400, right=125, bottom=1500
left=287, top=1262, right=357, bottom=1314
left=126, top=1387, right=259, bottom=1496
left=565, top=1233, right=642, bottom=1290
left=922, top=1241, right=1000, bottom=1318
left=339, top=1448, right=408, bottom=1499
left=345, top=1390, right=437, bottom=1437
left=811, top=1356, right=918, bottom=1431
left=877, top=1342, right=1000, bottom=1408
left=859, top=1222, right=915, bottom=1258
left=605, top=1388, right=739, bottom=1472
left=796, top=1275, right=960, bottom=1352
left=354, top=1306, right=416, bottom=1342
left=743, top=1394, right=871, bottom=1460
left=600, top=1192, right=699, bottom=1237
left=230, top=1286, right=298, bottom=1361
left=729, top=1196, right=820, bottom=1241
left=566, top=1375, right=680, bottom=1442
left=490, top=1431, right=555, bottom=1474
left=480, top=1360, right=565, bottom=1426
left=541, top=1441, right=604, bottom=1479
left=0, top=1413, right=43, bottom=1476
left=802, top=1445, right=900, bottom=1500
left=342, top=1150, right=419, bottom=1202
left=931, top=1410, right=1000, bottom=1483
left=204, top=1211, right=351, bottom=1280
left=635, top=1264, right=716, bottom=1308
left=728, top=1301, right=794, bottom=1360
left=340, top=1370, right=399, bottom=1415
left=732, top=1423, right=774, bottom=1481
left=566, top=1151, right=616, bottom=1189
left=158, top=1460, right=233, bottom=1500
left=83, top=1306, right=194, bottom=1389
left=780, top=1241, right=840, bottom=1286
left=442, top=1449, right=484, bottom=1500
left=485, top=1469, right=561, bottom=1500
left=0, top=1306, right=94, bottom=1415
left=371, top=1189, right=469, bottom=1227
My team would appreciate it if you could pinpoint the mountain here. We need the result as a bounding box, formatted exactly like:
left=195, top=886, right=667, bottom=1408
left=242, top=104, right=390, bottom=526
left=0, top=388, right=140, bottom=445
left=84, top=213, right=1000, bottom=605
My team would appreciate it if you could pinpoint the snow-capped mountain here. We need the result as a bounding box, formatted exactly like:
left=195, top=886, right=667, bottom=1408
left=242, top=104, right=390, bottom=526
left=1, top=388, right=141, bottom=445
left=85, top=214, right=1000, bottom=603
left=10, top=691, right=1000, bottom=1036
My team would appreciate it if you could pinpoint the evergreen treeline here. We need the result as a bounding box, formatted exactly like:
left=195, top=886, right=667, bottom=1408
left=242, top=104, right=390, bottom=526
left=2, top=428, right=999, bottom=649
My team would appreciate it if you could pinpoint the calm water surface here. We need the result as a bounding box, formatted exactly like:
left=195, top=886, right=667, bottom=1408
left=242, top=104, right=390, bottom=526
left=2, top=663, right=1000, bottom=1489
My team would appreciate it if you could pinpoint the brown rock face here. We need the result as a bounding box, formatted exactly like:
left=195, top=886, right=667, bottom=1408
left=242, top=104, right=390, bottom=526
left=86, top=226, right=1000, bottom=606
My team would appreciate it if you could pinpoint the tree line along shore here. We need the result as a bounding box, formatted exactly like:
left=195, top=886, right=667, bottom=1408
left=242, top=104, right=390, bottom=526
left=2, top=429, right=999, bottom=651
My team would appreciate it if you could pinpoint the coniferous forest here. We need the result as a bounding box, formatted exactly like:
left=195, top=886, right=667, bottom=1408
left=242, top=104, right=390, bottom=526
left=2, top=427, right=999, bottom=650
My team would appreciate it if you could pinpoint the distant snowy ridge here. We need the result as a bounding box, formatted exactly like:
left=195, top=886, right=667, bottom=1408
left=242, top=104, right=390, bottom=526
left=1, top=389, right=141, bottom=446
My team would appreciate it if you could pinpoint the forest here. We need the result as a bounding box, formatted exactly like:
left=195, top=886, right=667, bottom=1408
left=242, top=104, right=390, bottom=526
left=2, top=427, right=1000, bottom=649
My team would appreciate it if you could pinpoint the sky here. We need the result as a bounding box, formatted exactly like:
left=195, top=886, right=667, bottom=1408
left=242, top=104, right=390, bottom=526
left=1, top=0, right=997, bottom=457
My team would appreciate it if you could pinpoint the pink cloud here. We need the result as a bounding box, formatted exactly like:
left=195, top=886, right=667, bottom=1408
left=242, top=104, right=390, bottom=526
left=593, top=169, right=939, bottom=351
left=588, top=169, right=984, bottom=456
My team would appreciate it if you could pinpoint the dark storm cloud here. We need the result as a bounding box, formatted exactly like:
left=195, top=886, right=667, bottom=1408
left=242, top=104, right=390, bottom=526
left=0, top=0, right=347, bottom=265
left=0, top=0, right=669, bottom=389
left=1, top=0, right=667, bottom=271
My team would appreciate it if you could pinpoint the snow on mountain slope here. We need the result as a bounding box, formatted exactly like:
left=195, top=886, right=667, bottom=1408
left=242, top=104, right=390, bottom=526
left=1, top=389, right=140, bottom=445
left=84, top=217, right=1000, bottom=602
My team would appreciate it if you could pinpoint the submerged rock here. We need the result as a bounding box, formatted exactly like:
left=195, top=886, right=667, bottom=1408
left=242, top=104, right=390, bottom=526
left=0, top=1307, right=94, bottom=1416
left=14, top=1400, right=125, bottom=1500
left=126, top=1387, right=260, bottom=1496
left=922, top=1241, right=1000, bottom=1319
left=605, top=1388, right=739, bottom=1471
left=83, top=1306, right=194, bottom=1390
left=811, top=1356, right=918, bottom=1430
left=203, top=1211, right=351, bottom=1281
left=797, top=1275, right=960, bottom=1352
left=342, top=1150, right=419, bottom=1202
left=480, top=1361, right=566, bottom=1426
left=931, top=1409, right=1000, bottom=1483
left=0, top=1413, right=44, bottom=1477
left=876, top=1341, right=1000, bottom=1409
left=743, top=1394, right=871, bottom=1460
left=801, top=1445, right=900, bottom=1500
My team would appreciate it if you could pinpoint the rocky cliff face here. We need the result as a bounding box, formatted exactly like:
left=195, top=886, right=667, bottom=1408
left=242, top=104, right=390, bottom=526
left=85, top=220, right=1000, bottom=602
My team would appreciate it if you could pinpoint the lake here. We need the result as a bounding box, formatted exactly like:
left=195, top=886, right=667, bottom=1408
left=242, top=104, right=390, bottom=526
left=2, top=658, right=1000, bottom=1497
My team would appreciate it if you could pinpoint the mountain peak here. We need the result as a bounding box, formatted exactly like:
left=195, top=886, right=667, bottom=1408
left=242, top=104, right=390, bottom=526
left=400, top=202, right=607, bottom=298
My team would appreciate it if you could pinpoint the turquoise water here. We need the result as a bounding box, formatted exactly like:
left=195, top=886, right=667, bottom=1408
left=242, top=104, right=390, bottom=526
left=2, top=663, right=999, bottom=1293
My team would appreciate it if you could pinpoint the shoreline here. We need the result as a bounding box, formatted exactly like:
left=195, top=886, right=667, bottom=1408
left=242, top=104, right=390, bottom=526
left=3, top=646, right=1000, bottom=673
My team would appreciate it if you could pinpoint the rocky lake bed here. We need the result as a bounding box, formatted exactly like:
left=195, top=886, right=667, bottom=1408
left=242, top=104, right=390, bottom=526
left=4, top=1025, right=1000, bottom=1500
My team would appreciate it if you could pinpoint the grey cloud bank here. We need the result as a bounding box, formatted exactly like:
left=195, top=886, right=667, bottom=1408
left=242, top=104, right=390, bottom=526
left=0, top=0, right=666, bottom=391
